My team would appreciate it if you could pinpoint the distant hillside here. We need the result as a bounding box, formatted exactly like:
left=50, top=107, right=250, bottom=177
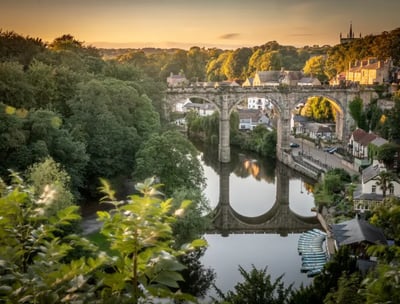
left=99, top=47, right=182, bottom=59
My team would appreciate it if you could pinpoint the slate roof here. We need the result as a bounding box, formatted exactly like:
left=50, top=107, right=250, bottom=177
left=370, top=137, right=388, bottom=147
left=255, top=71, right=281, bottom=83
left=353, top=192, right=384, bottom=201
left=332, top=218, right=387, bottom=246
left=238, top=109, right=262, bottom=121
left=362, top=164, right=380, bottom=183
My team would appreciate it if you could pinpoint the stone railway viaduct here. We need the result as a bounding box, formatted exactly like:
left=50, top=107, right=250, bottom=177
left=166, top=86, right=377, bottom=166
left=166, top=86, right=376, bottom=234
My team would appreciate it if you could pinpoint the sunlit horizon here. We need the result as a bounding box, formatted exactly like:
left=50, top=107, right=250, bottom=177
left=1, top=0, right=399, bottom=50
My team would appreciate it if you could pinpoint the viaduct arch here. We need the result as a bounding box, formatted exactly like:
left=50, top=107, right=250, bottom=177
left=166, top=86, right=377, bottom=165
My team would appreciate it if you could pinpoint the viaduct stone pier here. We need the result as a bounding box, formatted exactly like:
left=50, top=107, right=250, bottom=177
left=166, top=86, right=377, bottom=167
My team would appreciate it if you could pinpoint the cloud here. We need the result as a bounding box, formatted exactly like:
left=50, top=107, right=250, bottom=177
left=219, top=33, right=240, bottom=40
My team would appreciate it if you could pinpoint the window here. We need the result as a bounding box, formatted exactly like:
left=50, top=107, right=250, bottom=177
left=372, top=185, right=376, bottom=193
left=389, top=185, right=394, bottom=195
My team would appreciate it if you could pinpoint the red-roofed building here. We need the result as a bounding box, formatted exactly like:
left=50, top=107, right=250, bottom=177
left=348, top=128, right=377, bottom=170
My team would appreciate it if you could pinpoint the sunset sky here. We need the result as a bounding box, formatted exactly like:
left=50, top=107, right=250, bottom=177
left=1, top=0, right=399, bottom=49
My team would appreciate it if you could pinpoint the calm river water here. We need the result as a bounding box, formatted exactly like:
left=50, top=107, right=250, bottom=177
left=194, top=142, right=319, bottom=299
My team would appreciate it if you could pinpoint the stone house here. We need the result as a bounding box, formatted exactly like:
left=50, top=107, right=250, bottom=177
left=345, top=58, right=391, bottom=85
left=348, top=128, right=377, bottom=170
left=242, top=77, right=254, bottom=87
left=353, top=161, right=400, bottom=212
left=281, top=71, right=303, bottom=86
left=304, top=122, right=333, bottom=140
left=166, top=72, right=189, bottom=87
left=252, top=71, right=282, bottom=86
left=238, top=109, right=270, bottom=131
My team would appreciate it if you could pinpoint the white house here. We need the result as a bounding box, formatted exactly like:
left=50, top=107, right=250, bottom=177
left=354, top=161, right=400, bottom=212
left=183, top=102, right=216, bottom=117
left=348, top=128, right=378, bottom=170
left=304, top=122, right=333, bottom=140
left=175, top=98, right=192, bottom=112
left=247, top=97, right=273, bottom=111
left=238, top=109, right=270, bottom=131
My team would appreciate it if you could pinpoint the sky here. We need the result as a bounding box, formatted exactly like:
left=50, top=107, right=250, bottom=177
left=1, top=0, right=399, bottom=50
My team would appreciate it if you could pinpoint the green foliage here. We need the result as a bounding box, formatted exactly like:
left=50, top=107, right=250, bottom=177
left=170, top=187, right=212, bottom=247
left=300, top=96, right=335, bottom=122
left=134, top=130, right=205, bottom=196
left=223, top=47, right=252, bottom=80
left=324, top=272, right=365, bottom=304
left=0, top=61, right=34, bottom=109
left=303, top=55, right=328, bottom=82
left=97, top=177, right=207, bottom=302
left=242, top=126, right=277, bottom=158
left=177, top=248, right=216, bottom=299
left=376, top=143, right=400, bottom=169
left=0, top=173, right=103, bottom=303
left=374, top=170, right=397, bottom=198
left=0, top=30, right=46, bottom=68
left=314, top=169, right=351, bottom=208
left=349, top=97, right=367, bottom=130
left=25, top=157, right=75, bottom=216
left=213, top=265, right=292, bottom=304
left=290, top=246, right=358, bottom=304
left=369, top=196, right=400, bottom=243
left=362, top=263, right=400, bottom=304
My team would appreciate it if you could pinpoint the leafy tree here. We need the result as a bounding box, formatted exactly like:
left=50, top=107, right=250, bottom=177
left=370, top=196, right=400, bottom=242
left=0, top=30, right=46, bottom=68
left=386, top=99, right=400, bottom=141
left=324, top=272, right=365, bottom=304
left=97, top=177, right=207, bottom=303
left=134, top=130, right=205, bottom=196
left=67, top=79, right=140, bottom=185
left=375, top=170, right=396, bottom=197
left=0, top=173, right=102, bottom=303
left=223, top=47, right=252, bottom=80
left=26, top=59, right=60, bottom=109
left=300, top=96, right=335, bottom=122
left=25, top=157, right=74, bottom=216
left=177, top=248, right=216, bottom=300
left=289, top=246, right=358, bottom=304
left=362, top=263, right=400, bottom=304
left=206, top=52, right=230, bottom=81
left=349, top=97, right=367, bottom=130
left=303, top=55, right=328, bottom=82
left=213, top=265, right=292, bottom=304
left=0, top=61, right=34, bottom=109
left=186, top=46, right=207, bottom=82
left=102, top=61, right=143, bottom=81
left=376, top=142, right=400, bottom=170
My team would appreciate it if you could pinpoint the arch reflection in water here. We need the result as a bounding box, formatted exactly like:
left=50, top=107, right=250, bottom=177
left=207, top=161, right=322, bottom=237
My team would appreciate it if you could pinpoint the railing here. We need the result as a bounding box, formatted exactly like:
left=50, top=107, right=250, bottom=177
left=299, top=151, right=333, bottom=172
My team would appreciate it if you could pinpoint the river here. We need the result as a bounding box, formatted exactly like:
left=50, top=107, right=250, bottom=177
left=194, top=141, right=320, bottom=300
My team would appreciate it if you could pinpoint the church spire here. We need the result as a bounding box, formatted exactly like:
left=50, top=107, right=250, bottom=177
left=349, top=22, right=353, bottom=39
